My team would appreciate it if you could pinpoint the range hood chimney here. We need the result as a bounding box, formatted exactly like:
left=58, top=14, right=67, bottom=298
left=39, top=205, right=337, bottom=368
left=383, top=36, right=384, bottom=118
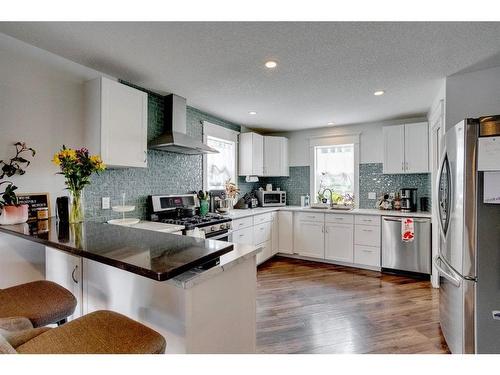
left=148, top=94, right=218, bottom=154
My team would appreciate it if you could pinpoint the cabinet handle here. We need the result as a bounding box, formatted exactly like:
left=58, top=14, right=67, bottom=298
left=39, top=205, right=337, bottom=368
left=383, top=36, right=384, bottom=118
left=322, top=226, right=324, bottom=233
left=402, top=161, right=404, bottom=171
left=362, top=229, right=373, bottom=232
left=144, top=151, right=147, bottom=163
left=71, top=265, right=79, bottom=284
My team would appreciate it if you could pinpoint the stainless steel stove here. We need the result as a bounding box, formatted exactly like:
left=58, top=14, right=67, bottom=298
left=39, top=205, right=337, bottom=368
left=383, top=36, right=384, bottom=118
left=147, top=194, right=232, bottom=241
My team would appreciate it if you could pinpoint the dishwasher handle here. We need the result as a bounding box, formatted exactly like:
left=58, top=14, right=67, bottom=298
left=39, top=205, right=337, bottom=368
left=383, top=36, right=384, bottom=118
left=383, top=217, right=430, bottom=224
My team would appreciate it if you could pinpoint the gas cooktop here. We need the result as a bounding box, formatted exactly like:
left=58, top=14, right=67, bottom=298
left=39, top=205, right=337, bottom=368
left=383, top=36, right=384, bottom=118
left=161, top=213, right=231, bottom=229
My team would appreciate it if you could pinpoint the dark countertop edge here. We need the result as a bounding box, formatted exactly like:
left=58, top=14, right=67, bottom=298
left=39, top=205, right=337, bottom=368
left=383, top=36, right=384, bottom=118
left=0, top=225, right=234, bottom=282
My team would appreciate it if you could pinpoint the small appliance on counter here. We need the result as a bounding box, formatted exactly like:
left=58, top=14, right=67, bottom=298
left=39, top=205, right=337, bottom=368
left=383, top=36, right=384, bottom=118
left=400, top=188, right=418, bottom=212
left=255, top=189, right=286, bottom=207
left=234, top=192, right=259, bottom=209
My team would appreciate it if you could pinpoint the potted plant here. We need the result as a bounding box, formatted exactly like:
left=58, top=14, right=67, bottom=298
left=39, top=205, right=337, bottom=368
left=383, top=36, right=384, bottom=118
left=52, top=146, right=105, bottom=223
left=0, top=142, right=36, bottom=225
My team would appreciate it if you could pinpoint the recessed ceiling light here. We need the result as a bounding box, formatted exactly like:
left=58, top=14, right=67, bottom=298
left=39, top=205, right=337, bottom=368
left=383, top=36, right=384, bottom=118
left=327, top=122, right=334, bottom=126
left=264, top=60, right=277, bottom=69
left=374, top=90, right=385, bottom=96
left=248, top=111, right=257, bottom=115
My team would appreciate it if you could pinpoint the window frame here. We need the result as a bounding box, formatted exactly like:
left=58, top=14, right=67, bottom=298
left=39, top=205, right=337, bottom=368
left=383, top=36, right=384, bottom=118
left=309, top=133, right=360, bottom=207
left=202, top=121, right=240, bottom=191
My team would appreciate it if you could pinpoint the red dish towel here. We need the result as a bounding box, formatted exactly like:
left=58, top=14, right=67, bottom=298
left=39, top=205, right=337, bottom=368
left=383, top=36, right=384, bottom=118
left=402, top=218, right=415, bottom=242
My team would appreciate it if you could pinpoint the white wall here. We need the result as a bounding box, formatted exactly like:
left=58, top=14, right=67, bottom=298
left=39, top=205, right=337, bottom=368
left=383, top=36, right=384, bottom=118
left=270, top=117, right=427, bottom=166
left=0, top=33, right=99, bottom=215
left=446, top=65, right=500, bottom=130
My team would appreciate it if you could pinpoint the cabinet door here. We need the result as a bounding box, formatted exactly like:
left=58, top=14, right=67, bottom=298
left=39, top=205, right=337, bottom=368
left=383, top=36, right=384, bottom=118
left=278, top=211, right=293, bottom=254
left=263, top=136, right=281, bottom=176
left=271, top=212, right=279, bottom=255
left=256, top=240, right=272, bottom=265
left=404, top=122, right=429, bottom=173
left=294, top=221, right=324, bottom=259
left=325, top=223, right=354, bottom=263
left=101, top=78, right=148, bottom=168
left=232, top=227, right=253, bottom=245
left=253, top=133, right=264, bottom=176
left=45, top=247, right=83, bottom=320
left=280, top=138, right=289, bottom=177
left=383, top=125, right=405, bottom=174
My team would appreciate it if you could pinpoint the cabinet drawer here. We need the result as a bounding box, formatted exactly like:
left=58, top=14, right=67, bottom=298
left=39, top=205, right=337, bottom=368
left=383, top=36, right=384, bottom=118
left=254, top=222, right=272, bottom=244
left=354, top=245, right=381, bottom=267
left=355, top=224, right=381, bottom=246
left=355, top=215, right=380, bottom=226
left=232, top=227, right=253, bottom=245
left=296, top=212, right=325, bottom=223
left=254, top=212, right=273, bottom=225
left=232, top=216, right=254, bottom=231
left=325, top=213, right=354, bottom=224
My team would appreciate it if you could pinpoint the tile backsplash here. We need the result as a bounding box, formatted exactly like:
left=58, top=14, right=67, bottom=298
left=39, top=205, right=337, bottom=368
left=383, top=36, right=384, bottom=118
left=358, top=163, right=431, bottom=209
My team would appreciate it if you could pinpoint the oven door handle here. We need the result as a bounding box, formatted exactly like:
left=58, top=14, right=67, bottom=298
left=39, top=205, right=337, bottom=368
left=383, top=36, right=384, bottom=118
left=209, top=231, right=233, bottom=241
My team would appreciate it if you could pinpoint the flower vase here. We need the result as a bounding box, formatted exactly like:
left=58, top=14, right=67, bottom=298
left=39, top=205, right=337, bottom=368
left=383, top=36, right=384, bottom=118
left=69, top=190, right=84, bottom=223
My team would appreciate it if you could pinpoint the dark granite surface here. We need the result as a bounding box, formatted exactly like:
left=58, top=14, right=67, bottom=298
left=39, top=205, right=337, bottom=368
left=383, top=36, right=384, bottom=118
left=0, top=218, right=233, bottom=281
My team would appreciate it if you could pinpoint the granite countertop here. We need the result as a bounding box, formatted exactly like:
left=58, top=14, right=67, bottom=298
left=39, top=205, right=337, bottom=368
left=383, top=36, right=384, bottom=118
left=228, top=206, right=432, bottom=219
left=0, top=217, right=234, bottom=282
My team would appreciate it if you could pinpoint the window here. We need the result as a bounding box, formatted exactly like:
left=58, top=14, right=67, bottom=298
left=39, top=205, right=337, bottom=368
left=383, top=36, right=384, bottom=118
left=310, top=134, right=359, bottom=205
left=203, top=122, right=239, bottom=191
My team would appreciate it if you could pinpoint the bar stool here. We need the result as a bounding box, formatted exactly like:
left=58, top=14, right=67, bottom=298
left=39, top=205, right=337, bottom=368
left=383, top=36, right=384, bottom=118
left=0, top=280, right=77, bottom=327
left=1, top=310, right=166, bottom=354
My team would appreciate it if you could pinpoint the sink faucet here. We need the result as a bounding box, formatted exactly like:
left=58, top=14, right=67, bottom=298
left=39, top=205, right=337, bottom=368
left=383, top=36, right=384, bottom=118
left=320, top=189, right=334, bottom=206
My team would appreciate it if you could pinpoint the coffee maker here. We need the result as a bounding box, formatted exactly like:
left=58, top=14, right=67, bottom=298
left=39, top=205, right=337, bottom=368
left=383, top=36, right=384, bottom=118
left=400, top=188, right=418, bottom=212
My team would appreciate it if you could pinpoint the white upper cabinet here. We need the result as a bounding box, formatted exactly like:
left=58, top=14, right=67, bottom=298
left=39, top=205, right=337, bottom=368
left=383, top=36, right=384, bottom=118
left=239, top=132, right=289, bottom=177
left=404, top=122, right=429, bottom=173
left=263, top=136, right=289, bottom=177
left=84, top=77, right=148, bottom=168
left=383, top=122, right=429, bottom=174
left=239, top=132, right=263, bottom=176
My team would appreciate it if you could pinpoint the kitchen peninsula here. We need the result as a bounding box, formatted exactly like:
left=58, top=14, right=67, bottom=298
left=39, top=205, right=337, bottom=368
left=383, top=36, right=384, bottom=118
left=0, top=218, right=259, bottom=353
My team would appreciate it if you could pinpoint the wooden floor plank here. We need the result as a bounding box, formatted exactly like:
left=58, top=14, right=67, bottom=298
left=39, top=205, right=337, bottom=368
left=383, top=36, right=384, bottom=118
left=256, top=256, right=450, bottom=354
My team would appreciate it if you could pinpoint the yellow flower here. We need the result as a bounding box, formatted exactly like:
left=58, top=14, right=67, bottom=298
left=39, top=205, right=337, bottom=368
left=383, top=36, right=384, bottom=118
left=90, top=155, right=106, bottom=171
left=60, top=149, right=77, bottom=160
left=52, top=153, right=61, bottom=166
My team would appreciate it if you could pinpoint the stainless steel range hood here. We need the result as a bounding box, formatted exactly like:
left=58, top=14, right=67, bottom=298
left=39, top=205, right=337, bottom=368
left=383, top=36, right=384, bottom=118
left=148, top=94, right=218, bottom=154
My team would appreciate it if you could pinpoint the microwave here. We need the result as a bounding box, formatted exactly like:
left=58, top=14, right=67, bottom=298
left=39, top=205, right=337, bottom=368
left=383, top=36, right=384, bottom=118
left=255, top=190, right=286, bottom=207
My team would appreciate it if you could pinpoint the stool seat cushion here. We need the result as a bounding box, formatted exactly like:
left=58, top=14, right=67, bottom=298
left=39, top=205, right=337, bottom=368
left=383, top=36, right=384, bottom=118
left=16, top=310, right=166, bottom=354
left=0, top=281, right=77, bottom=327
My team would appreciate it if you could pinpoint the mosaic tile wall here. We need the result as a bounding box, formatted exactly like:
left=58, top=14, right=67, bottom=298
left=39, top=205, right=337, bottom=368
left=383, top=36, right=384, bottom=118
left=358, top=163, right=431, bottom=210
left=84, top=85, right=241, bottom=222
left=237, top=166, right=311, bottom=206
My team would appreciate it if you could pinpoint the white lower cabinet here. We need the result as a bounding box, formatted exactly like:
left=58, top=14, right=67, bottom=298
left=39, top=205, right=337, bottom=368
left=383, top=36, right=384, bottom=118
left=271, top=212, right=279, bottom=256
left=253, top=221, right=272, bottom=245
left=354, top=245, right=381, bottom=267
left=45, top=246, right=83, bottom=320
left=232, top=227, right=253, bottom=245
left=278, top=211, right=293, bottom=254
left=256, top=240, right=272, bottom=265
left=294, top=218, right=325, bottom=259
left=325, top=223, right=354, bottom=263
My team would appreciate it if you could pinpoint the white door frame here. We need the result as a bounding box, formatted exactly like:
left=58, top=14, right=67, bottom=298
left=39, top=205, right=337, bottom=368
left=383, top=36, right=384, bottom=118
left=429, top=99, right=445, bottom=288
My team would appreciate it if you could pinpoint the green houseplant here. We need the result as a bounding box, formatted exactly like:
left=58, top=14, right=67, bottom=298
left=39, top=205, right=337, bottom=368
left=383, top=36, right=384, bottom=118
left=0, top=142, right=36, bottom=225
left=52, top=146, right=105, bottom=223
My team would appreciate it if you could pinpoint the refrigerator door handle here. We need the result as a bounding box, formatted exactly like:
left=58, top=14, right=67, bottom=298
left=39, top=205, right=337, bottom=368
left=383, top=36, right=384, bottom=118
left=434, top=255, right=461, bottom=287
left=435, top=152, right=450, bottom=240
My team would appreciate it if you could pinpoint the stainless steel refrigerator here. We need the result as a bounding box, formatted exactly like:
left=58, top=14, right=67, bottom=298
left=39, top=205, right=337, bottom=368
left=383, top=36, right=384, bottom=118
left=434, top=116, right=500, bottom=354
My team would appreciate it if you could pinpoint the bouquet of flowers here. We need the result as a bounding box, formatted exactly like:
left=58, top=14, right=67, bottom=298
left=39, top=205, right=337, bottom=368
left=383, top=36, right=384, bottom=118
left=52, top=146, right=105, bottom=223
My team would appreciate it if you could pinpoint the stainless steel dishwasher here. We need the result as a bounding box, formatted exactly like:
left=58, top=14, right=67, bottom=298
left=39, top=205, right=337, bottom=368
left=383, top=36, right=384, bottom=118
left=381, top=216, right=431, bottom=274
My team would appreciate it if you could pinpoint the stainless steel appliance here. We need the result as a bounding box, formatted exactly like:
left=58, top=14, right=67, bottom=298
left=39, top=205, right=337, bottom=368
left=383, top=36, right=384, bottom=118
left=255, top=190, right=286, bottom=207
left=400, top=188, right=417, bottom=212
left=382, top=216, right=431, bottom=274
left=148, top=194, right=232, bottom=241
left=434, top=116, right=500, bottom=354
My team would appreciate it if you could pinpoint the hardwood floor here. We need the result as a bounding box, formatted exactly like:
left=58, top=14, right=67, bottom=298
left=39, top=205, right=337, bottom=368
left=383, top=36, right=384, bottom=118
left=256, top=256, right=450, bottom=354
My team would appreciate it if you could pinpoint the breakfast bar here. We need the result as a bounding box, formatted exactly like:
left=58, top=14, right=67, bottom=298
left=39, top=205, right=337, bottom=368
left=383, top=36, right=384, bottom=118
left=0, top=218, right=259, bottom=353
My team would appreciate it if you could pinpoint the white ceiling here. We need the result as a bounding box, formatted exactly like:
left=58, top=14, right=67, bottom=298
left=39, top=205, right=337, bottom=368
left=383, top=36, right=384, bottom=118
left=2, top=22, right=500, bottom=131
